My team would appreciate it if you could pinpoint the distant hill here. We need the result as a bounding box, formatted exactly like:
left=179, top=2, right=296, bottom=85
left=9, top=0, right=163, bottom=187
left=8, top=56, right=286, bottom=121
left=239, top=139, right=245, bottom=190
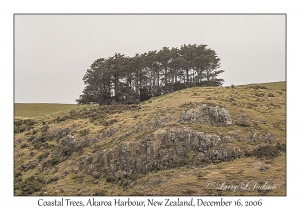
left=14, top=81, right=286, bottom=196
left=14, top=103, right=77, bottom=118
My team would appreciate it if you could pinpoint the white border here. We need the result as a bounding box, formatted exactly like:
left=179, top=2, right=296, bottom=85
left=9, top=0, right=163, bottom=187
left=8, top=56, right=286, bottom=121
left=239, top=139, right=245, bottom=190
left=2, top=0, right=297, bottom=209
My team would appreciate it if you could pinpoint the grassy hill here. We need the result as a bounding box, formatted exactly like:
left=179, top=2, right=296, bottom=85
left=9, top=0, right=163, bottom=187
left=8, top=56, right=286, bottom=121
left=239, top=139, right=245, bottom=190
left=14, top=103, right=77, bottom=118
left=14, top=81, right=286, bottom=196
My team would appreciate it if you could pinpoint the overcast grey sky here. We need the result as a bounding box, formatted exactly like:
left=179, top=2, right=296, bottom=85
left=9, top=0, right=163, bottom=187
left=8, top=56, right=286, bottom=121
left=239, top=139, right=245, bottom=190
left=15, top=14, right=285, bottom=104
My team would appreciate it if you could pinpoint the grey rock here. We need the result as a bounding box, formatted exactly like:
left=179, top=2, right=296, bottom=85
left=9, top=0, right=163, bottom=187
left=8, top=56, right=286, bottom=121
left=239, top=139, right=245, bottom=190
left=265, top=133, right=272, bottom=143
left=52, top=134, right=75, bottom=158
left=180, top=104, right=232, bottom=126
left=224, top=136, right=231, bottom=143
left=250, top=133, right=258, bottom=142
left=86, top=127, right=240, bottom=179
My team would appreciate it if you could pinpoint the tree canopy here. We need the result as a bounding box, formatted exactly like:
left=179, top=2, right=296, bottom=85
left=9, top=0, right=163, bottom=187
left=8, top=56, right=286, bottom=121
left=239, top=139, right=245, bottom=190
left=76, top=44, right=225, bottom=105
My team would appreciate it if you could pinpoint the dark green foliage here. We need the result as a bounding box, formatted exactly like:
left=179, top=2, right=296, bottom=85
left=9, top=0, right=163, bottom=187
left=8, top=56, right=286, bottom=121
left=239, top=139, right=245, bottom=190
left=77, top=44, right=225, bottom=105
left=173, top=82, right=187, bottom=91
left=196, top=80, right=223, bottom=87
left=139, top=87, right=152, bottom=102
left=51, top=157, right=59, bottom=165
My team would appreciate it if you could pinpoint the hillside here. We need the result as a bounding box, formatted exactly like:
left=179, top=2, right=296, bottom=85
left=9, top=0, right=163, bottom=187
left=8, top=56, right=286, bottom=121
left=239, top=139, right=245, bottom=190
left=14, top=82, right=286, bottom=196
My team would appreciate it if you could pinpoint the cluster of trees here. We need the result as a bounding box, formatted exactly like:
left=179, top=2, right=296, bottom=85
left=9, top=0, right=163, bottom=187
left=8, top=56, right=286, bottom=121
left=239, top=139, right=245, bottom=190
left=76, top=44, right=225, bottom=105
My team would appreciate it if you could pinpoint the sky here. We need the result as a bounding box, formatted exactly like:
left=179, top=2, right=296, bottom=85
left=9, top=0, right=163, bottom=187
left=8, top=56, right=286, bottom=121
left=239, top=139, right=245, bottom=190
left=14, top=14, right=286, bottom=104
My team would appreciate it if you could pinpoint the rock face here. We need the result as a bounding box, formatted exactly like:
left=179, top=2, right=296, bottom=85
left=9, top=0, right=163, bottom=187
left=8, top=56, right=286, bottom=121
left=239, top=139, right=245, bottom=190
left=180, top=104, right=232, bottom=126
left=84, top=127, right=241, bottom=179
left=52, top=134, right=75, bottom=159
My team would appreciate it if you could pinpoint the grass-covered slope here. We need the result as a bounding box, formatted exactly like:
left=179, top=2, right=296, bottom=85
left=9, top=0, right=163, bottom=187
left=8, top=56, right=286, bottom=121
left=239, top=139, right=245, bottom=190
left=14, top=82, right=286, bottom=196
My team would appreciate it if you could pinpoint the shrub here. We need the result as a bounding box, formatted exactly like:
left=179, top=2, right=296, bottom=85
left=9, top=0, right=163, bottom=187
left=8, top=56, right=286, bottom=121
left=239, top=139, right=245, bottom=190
left=268, top=93, right=275, bottom=97
left=14, top=119, right=36, bottom=134
left=231, top=84, right=235, bottom=88
left=245, top=145, right=281, bottom=158
left=106, top=176, right=117, bottom=183
left=276, top=143, right=286, bottom=152
left=16, top=175, right=45, bottom=196
left=51, top=157, right=59, bottom=165
left=255, top=92, right=265, bottom=97
left=173, top=82, right=187, bottom=91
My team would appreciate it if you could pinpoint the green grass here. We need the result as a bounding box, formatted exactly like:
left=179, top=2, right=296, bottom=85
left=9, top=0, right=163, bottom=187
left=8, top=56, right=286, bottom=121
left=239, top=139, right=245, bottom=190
left=14, top=103, right=77, bottom=117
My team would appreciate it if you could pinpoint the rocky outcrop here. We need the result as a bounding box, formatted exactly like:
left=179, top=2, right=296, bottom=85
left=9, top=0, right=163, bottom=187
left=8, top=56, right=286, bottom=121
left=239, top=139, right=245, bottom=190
left=52, top=134, right=75, bottom=159
left=19, top=161, right=37, bottom=172
left=85, top=127, right=241, bottom=179
left=180, top=104, right=232, bottom=126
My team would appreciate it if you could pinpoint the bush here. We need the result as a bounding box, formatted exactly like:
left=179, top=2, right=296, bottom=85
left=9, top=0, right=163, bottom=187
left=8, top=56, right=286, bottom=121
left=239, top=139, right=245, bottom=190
left=51, top=157, right=59, bottom=165
left=276, top=143, right=286, bottom=152
left=245, top=145, right=281, bottom=158
left=106, top=176, right=117, bottom=183
left=255, top=93, right=265, bottom=97
left=173, top=82, right=187, bottom=91
left=268, top=93, right=275, bottom=97
left=16, top=175, right=45, bottom=196
left=14, top=119, right=36, bottom=134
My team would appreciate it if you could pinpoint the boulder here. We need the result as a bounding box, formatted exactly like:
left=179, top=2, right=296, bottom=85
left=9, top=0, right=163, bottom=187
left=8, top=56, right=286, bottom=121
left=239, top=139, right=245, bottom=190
left=180, top=104, right=232, bottom=126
